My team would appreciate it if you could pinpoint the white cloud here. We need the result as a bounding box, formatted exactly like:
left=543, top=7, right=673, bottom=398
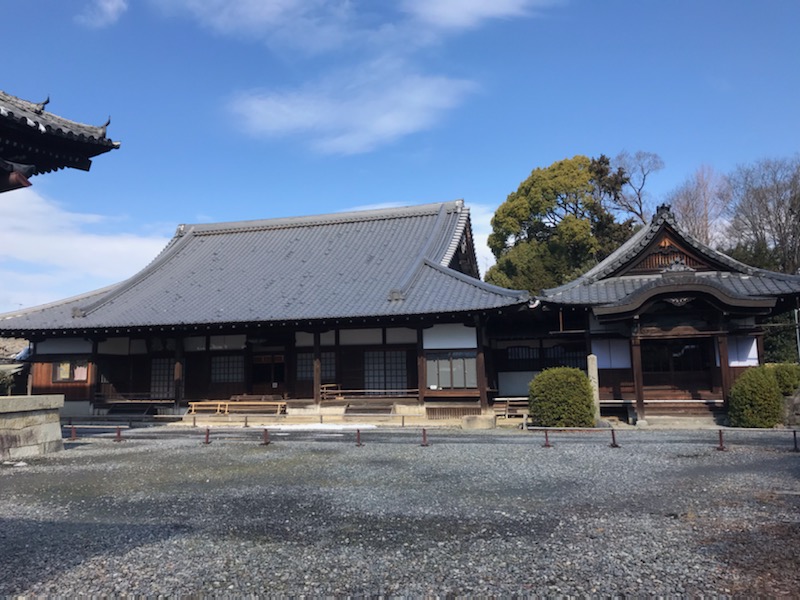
left=76, top=0, right=129, bottom=28
left=158, top=0, right=561, bottom=152
left=154, top=0, right=355, bottom=52
left=229, top=57, right=477, bottom=154
left=0, top=189, right=170, bottom=313
left=402, top=0, right=551, bottom=30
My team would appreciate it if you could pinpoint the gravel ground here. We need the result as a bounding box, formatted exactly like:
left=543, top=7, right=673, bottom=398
left=1, top=426, right=799, bottom=597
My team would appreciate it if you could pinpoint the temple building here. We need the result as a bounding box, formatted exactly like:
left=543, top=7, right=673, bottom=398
left=0, top=197, right=797, bottom=421
left=0, top=90, right=118, bottom=193
left=491, top=205, right=800, bottom=421
left=0, top=201, right=529, bottom=417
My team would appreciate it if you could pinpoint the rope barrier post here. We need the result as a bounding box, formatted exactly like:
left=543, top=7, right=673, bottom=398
left=113, top=426, right=123, bottom=443
left=793, top=430, right=799, bottom=453
left=421, top=428, right=429, bottom=447
left=192, top=416, right=197, bottom=428
left=203, top=427, right=211, bottom=445
left=542, top=430, right=552, bottom=448
left=716, top=429, right=726, bottom=452
left=260, top=429, right=270, bottom=446
left=244, top=416, right=249, bottom=428
left=356, top=429, right=364, bottom=447
left=609, top=429, right=620, bottom=448
left=69, top=425, right=77, bottom=441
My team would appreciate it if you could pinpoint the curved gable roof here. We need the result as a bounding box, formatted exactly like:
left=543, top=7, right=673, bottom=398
left=540, top=205, right=800, bottom=312
left=0, top=201, right=528, bottom=334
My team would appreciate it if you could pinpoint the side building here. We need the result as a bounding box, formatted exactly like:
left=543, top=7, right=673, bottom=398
left=490, top=205, right=800, bottom=421
left=0, top=201, right=530, bottom=417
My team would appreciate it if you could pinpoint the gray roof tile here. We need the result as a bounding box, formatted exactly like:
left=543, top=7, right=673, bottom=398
left=0, top=90, right=118, bottom=148
left=0, top=201, right=528, bottom=334
left=540, top=206, right=800, bottom=307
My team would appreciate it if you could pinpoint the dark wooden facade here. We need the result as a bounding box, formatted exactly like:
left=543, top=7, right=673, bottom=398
left=27, top=318, right=498, bottom=415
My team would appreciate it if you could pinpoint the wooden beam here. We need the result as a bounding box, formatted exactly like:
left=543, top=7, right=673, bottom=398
left=313, top=331, right=321, bottom=404
left=417, top=328, right=426, bottom=405
left=717, top=334, right=731, bottom=406
left=475, top=316, right=488, bottom=411
left=631, top=336, right=645, bottom=422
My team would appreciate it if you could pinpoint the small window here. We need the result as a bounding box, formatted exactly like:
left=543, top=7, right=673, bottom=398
left=53, top=360, right=89, bottom=383
left=426, top=351, right=477, bottom=389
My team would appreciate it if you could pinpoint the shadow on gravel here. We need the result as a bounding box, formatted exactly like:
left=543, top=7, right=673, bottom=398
left=0, top=518, right=189, bottom=595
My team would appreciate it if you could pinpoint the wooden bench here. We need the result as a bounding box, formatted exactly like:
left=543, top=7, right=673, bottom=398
left=492, top=397, right=530, bottom=419
left=187, top=396, right=287, bottom=415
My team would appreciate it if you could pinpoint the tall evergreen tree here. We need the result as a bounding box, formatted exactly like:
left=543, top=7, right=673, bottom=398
left=486, top=155, right=634, bottom=293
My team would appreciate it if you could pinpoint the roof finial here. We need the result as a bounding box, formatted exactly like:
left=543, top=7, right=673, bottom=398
left=34, top=96, right=50, bottom=114
left=100, top=116, right=111, bottom=136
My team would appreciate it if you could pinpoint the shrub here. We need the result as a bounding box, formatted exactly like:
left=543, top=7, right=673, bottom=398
left=728, top=366, right=783, bottom=428
left=0, top=370, right=13, bottom=395
left=529, top=367, right=595, bottom=427
left=771, top=363, right=800, bottom=396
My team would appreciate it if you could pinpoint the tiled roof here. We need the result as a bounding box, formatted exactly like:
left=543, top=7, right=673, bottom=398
left=0, top=201, right=529, bottom=334
left=540, top=205, right=800, bottom=308
left=0, top=90, right=119, bottom=174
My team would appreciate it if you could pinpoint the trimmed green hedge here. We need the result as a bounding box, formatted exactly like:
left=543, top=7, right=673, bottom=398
left=770, top=363, right=800, bottom=396
left=529, top=367, right=594, bottom=427
left=728, top=365, right=783, bottom=428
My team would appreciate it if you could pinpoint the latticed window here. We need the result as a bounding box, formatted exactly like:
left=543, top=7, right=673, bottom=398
left=544, top=345, right=586, bottom=369
left=150, top=357, right=175, bottom=398
left=296, top=352, right=336, bottom=381
left=505, top=346, right=539, bottom=370
left=365, top=350, right=407, bottom=391
left=426, top=351, right=477, bottom=389
left=210, top=355, right=244, bottom=384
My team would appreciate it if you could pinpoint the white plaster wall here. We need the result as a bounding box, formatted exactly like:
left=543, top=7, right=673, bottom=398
left=295, top=331, right=336, bottom=347
left=37, top=338, right=92, bottom=354
left=209, top=334, right=246, bottom=350
left=386, top=328, right=417, bottom=344
left=98, top=337, right=130, bottom=355
left=423, top=324, right=477, bottom=350
left=591, top=339, right=632, bottom=369
left=497, top=371, right=536, bottom=396
left=729, top=336, right=759, bottom=367
left=340, top=329, right=382, bottom=346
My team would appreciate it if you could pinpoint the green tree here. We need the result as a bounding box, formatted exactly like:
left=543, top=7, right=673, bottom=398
left=723, top=235, right=799, bottom=363
left=486, top=155, right=634, bottom=293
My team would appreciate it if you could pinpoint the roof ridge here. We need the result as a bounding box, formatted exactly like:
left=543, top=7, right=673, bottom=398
left=189, top=201, right=463, bottom=236
left=0, top=284, right=116, bottom=321
left=439, top=201, right=470, bottom=267
left=420, top=259, right=530, bottom=300
left=75, top=228, right=190, bottom=318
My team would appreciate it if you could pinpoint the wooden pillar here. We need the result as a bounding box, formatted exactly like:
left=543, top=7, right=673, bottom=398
left=313, top=331, right=322, bottom=404
left=417, top=327, right=426, bottom=405
left=475, top=316, right=488, bottom=411
left=174, top=337, right=185, bottom=408
left=717, top=334, right=731, bottom=405
left=631, top=336, right=645, bottom=422
left=90, top=338, right=100, bottom=401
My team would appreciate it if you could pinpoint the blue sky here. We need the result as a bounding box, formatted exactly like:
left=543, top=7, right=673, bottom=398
left=2, top=0, right=799, bottom=312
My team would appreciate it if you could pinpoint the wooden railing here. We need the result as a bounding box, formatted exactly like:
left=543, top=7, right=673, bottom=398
left=320, top=384, right=419, bottom=401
